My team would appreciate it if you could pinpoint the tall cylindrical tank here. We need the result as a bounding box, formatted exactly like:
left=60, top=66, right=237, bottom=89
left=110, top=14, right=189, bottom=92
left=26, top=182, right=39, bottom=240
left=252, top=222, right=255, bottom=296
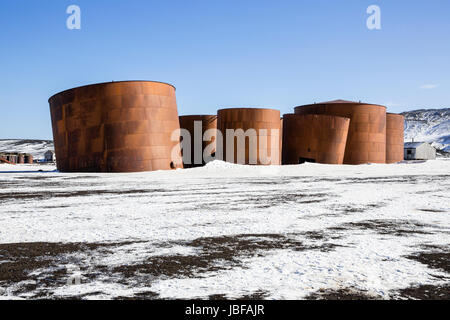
left=48, top=81, right=183, bottom=173
left=179, top=115, right=217, bottom=168
left=386, top=113, right=405, bottom=163
left=7, top=154, right=17, bottom=164
left=17, top=154, right=25, bottom=164
left=282, top=114, right=350, bottom=165
left=217, top=108, right=281, bottom=165
left=294, top=100, right=387, bottom=164
left=280, top=117, right=283, bottom=164
left=25, top=154, right=33, bottom=164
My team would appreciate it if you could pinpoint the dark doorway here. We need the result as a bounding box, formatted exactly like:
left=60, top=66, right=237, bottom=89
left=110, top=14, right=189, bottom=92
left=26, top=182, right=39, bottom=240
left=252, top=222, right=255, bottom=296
left=299, top=157, right=316, bottom=164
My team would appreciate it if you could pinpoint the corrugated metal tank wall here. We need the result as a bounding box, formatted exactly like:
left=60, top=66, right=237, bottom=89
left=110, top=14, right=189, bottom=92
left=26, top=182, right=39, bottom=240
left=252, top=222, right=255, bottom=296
left=25, top=155, right=33, bottom=164
left=282, top=114, right=350, bottom=165
left=49, top=81, right=183, bottom=172
left=386, top=113, right=405, bottom=163
left=179, top=115, right=217, bottom=168
left=17, top=154, right=25, bottom=164
left=217, top=108, right=281, bottom=165
left=280, top=117, right=283, bottom=164
left=294, top=101, right=387, bottom=164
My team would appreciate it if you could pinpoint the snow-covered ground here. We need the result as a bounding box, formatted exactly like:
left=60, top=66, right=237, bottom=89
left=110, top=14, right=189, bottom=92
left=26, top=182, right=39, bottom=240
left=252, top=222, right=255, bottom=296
left=0, top=160, right=449, bottom=300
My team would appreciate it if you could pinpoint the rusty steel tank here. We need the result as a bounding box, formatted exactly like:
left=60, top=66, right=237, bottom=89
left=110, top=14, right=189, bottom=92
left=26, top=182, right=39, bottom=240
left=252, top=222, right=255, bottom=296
left=282, top=114, right=350, bottom=165
left=217, top=108, right=281, bottom=165
left=386, top=113, right=405, bottom=163
left=17, top=154, right=25, bottom=164
left=7, top=154, right=17, bottom=163
left=280, top=117, right=283, bottom=163
left=294, top=100, right=387, bottom=164
left=25, top=154, right=33, bottom=164
left=48, top=81, right=183, bottom=173
left=179, top=115, right=217, bottom=168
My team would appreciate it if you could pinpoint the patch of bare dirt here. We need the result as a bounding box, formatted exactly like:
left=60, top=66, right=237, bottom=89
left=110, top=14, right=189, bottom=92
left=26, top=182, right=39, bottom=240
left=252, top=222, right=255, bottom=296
left=112, top=233, right=344, bottom=285
left=0, top=188, right=170, bottom=202
left=0, top=241, right=142, bottom=298
left=395, top=284, right=450, bottom=300
left=305, top=288, right=382, bottom=300
left=405, top=245, right=450, bottom=273
left=339, top=219, right=435, bottom=236
left=113, top=234, right=307, bottom=281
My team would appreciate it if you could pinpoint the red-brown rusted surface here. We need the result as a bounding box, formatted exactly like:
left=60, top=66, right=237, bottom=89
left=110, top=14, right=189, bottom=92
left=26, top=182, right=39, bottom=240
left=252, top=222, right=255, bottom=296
left=17, top=154, right=25, bottom=164
left=179, top=115, right=217, bottom=168
left=25, top=154, right=33, bottom=164
left=49, top=81, right=183, bottom=172
left=280, top=117, right=283, bottom=164
left=217, top=108, right=281, bottom=165
left=7, top=155, right=17, bottom=163
left=294, top=100, right=387, bottom=164
left=282, top=114, right=350, bottom=165
left=386, top=113, right=405, bottom=163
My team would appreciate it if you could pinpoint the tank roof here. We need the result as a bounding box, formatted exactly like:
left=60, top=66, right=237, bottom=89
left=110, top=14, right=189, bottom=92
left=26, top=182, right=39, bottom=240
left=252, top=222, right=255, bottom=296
left=296, top=99, right=386, bottom=109
left=318, top=99, right=359, bottom=104
left=48, top=80, right=176, bottom=102
left=404, top=142, right=427, bottom=148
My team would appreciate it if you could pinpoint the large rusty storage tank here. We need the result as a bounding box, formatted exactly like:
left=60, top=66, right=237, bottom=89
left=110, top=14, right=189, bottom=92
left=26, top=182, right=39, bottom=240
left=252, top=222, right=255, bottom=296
left=7, top=154, right=17, bottom=164
left=25, top=154, right=33, bottom=164
left=294, top=100, right=387, bottom=164
left=217, top=108, right=281, bottom=165
left=280, top=117, right=283, bottom=163
left=48, top=81, right=183, bottom=172
left=17, top=154, right=25, bottom=164
left=179, top=115, right=217, bottom=168
left=386, top=113, right=405, bottom=163
left=282, top=114, right=350, bottom=165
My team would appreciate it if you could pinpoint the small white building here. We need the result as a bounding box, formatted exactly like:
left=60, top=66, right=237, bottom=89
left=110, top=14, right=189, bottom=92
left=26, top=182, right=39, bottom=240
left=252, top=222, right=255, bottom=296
left=44, top=150, right=56, bottom=162
left=404, top=142, right=436, bottom=160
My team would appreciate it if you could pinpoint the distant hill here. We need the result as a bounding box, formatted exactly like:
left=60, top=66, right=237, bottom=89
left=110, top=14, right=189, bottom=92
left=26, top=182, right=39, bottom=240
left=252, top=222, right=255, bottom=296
left=401, top=108, right=450, bottom=152
left=0, top=139, right=54, bottom=159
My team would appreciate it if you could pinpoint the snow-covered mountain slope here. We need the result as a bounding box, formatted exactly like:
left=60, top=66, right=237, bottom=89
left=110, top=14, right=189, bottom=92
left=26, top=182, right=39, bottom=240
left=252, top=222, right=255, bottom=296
left=0, top=139, right=54, bottom=159
left=402, top=108, right=450, bottom=152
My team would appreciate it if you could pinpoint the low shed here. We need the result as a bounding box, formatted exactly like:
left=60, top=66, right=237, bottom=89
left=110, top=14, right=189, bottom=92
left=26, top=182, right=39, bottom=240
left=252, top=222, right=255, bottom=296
left=404, top=142, right=436, bottom=160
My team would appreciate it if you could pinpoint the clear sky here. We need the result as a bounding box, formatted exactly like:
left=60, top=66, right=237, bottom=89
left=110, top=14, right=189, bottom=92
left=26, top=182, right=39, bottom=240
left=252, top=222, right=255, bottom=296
left=1, top=0, right=449, bottom=139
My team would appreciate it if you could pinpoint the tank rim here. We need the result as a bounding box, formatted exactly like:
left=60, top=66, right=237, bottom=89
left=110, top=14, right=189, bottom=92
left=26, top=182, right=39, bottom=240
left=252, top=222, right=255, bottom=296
left=179, top=114, right=217, bottom=118
left=294, top=102, right=387, bottom=109
left=386, top=112, right=404, bottom=116
left=282, top=113, right=350, bottom=121
left=48, top=80, right=176, bottom=103
left=217, top=107, right=280, bottom=113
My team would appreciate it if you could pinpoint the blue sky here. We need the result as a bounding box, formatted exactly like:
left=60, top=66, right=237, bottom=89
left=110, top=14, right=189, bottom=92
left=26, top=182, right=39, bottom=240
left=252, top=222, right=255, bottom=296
left=1, top=0, right=449, bottom=139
